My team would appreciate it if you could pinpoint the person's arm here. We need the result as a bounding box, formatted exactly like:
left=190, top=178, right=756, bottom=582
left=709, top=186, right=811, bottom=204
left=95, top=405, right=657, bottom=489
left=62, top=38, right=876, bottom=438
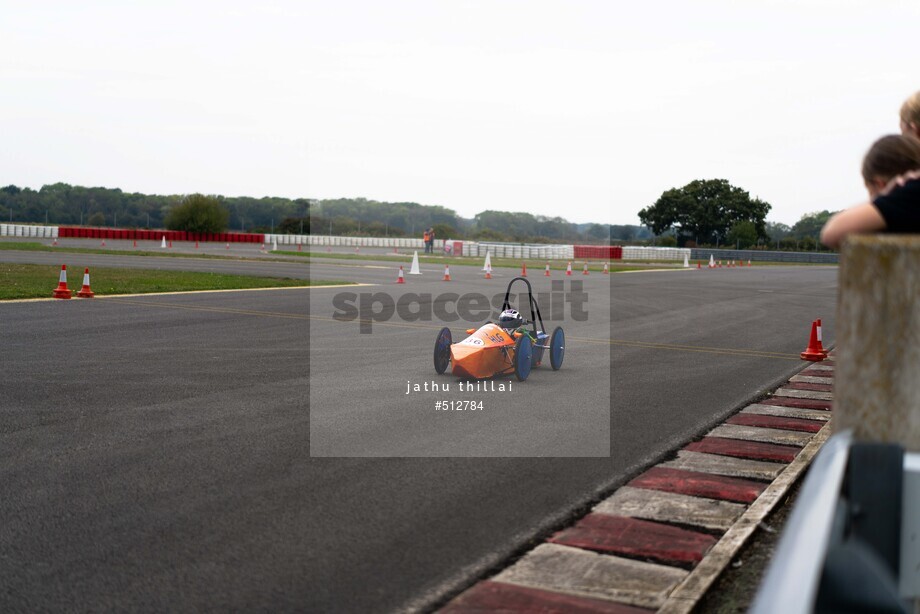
left=820, top=203, right=887, bottom=249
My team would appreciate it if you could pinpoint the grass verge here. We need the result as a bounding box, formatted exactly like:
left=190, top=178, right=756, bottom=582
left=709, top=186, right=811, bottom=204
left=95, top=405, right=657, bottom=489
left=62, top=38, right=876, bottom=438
left=0, top=241, right=253, bottom=261
left=0, top=263, right=350, bottom=300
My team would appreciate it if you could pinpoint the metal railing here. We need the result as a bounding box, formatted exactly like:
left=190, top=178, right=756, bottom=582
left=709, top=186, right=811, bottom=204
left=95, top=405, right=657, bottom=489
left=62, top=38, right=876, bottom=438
left=752, top=433, right=919, bottom=612
left=689, top=248, right=838, bottom=264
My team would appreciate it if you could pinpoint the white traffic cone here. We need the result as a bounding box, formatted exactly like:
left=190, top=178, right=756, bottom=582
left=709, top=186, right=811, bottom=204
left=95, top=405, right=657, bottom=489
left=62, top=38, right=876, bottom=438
left=409, top=251, right=421, bottom=274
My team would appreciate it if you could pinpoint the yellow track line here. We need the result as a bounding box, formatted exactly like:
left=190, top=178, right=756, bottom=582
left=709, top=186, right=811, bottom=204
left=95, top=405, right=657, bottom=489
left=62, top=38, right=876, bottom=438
left=102, top=299, right=800, bottom=360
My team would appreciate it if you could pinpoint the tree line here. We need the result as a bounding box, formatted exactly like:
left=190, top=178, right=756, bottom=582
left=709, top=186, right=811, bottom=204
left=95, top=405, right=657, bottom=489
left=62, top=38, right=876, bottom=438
left=0, top=182, right=633, bottom=245
left=0, top=180, right=836, bottom=249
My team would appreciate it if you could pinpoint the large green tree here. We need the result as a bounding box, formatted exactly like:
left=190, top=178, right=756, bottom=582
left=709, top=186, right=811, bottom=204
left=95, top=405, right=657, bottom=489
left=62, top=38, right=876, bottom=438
left=164, top=194, right=229, bottom=233
left=790, top=210, right=834, bottom=239
left=726, top=220, right=758, bottom=249
left=638, top=179, right=771, bottom=245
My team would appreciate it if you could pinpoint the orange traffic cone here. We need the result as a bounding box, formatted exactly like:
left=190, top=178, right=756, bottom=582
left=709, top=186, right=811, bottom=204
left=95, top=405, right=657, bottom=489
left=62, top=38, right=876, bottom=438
left=52, top=265, right=72, bottom=299
left=697, top=260, right=701, bottom=269
left=396, top=266, right=406, bottom=284
left=443, top=265, right=452, bottom=281
left=195, top=240, right=199, bottom=249
left=133, top=240, right=137, bottom=248
left=77, top=268, right=95, bottom=298
left=583, top=262, right=589, bottom=275
left=355, top=246, right=360, bottom=254
left=566, top=262, right=573, bottom=276
left=101, top=239, right=106, bottom=247
left=545, top=263, right=551, bottom=277
left=485, top=266, right=492, bottom=280
left=800, top=320, right=827, bottom=361
left=521, top=263, right=527, bottom=277
left=297, top=244, right=302, bottom=252
left=168, top=240, right=173, bottom=248
left=748, top=260, right=752, bottom=267
left=603, top=262, right=609, bottom=274
left=226, top=243, right=230, bottom=249
left=52, top=238, right=58, bottom=246
left=816, top=318, right=829, bottom=358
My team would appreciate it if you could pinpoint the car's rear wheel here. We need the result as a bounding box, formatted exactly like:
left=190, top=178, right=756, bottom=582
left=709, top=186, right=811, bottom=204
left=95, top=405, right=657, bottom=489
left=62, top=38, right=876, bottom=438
left=550, top=327, right=565, bottom=370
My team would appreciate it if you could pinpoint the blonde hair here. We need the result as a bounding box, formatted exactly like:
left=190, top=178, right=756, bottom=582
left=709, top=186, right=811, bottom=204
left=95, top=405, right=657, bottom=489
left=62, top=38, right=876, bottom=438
left=901, top=90, right=920, bottom=127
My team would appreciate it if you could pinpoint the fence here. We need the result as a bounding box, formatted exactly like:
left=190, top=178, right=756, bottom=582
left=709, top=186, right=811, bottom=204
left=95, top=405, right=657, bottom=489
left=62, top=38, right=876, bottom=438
left=690, top=248, right=839, bottom=264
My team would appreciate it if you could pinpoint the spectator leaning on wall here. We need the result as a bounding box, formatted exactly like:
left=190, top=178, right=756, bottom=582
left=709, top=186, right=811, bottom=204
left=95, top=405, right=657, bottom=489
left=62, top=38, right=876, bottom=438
left=821, top=133, right=920, bottom=248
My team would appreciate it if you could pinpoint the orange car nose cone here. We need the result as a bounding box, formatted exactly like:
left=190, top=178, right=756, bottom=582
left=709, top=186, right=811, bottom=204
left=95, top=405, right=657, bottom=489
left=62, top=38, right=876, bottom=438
left=450, top=324, right=515, bottom=379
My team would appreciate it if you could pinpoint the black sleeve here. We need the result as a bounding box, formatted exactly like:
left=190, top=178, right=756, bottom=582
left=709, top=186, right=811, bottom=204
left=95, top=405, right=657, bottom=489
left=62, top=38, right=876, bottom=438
left=873, top=179, right=920, bottom=233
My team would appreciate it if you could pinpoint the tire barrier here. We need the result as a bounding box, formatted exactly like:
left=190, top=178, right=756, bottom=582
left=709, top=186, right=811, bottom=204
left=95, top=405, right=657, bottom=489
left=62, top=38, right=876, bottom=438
left=53, top=227, right=265, bottom=243
left=0, top=224, right=58, bottom=238
left=573, top=245, right=622, bottom=260
left=461, top=242, right=575, bottom=260
left=1, top=226, right=626, bottom=261
left=621, top=246, right=691, bottom=261
left=262, top=234, right=430, bottom=250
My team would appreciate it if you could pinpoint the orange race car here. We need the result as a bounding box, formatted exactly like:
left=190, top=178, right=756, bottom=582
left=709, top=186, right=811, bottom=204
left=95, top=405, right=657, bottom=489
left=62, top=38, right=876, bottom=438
left=433, top=277, right=565, bottom=382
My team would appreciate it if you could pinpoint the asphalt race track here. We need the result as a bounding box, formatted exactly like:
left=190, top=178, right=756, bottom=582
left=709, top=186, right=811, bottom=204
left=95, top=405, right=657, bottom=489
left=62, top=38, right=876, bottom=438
left=0, top=246, right=838, bottom=612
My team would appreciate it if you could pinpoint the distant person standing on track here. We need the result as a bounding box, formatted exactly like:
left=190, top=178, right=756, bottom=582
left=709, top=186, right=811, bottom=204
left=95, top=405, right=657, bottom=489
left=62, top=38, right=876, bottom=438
left=423, top=228, right=431, bottom=253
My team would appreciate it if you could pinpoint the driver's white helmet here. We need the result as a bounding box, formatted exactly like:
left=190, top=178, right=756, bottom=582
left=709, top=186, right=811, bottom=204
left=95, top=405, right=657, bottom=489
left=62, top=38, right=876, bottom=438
left=499, top=309, right=524, bottom=330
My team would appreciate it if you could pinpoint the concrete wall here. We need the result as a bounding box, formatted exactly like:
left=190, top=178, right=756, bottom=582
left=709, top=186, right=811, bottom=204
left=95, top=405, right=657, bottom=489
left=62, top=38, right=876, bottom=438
left=833, top=235, right=920, bottom=451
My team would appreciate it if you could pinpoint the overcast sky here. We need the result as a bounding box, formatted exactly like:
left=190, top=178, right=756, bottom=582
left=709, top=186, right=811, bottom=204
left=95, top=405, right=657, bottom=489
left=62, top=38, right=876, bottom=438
left=2, top=1, right=918, bottom=226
